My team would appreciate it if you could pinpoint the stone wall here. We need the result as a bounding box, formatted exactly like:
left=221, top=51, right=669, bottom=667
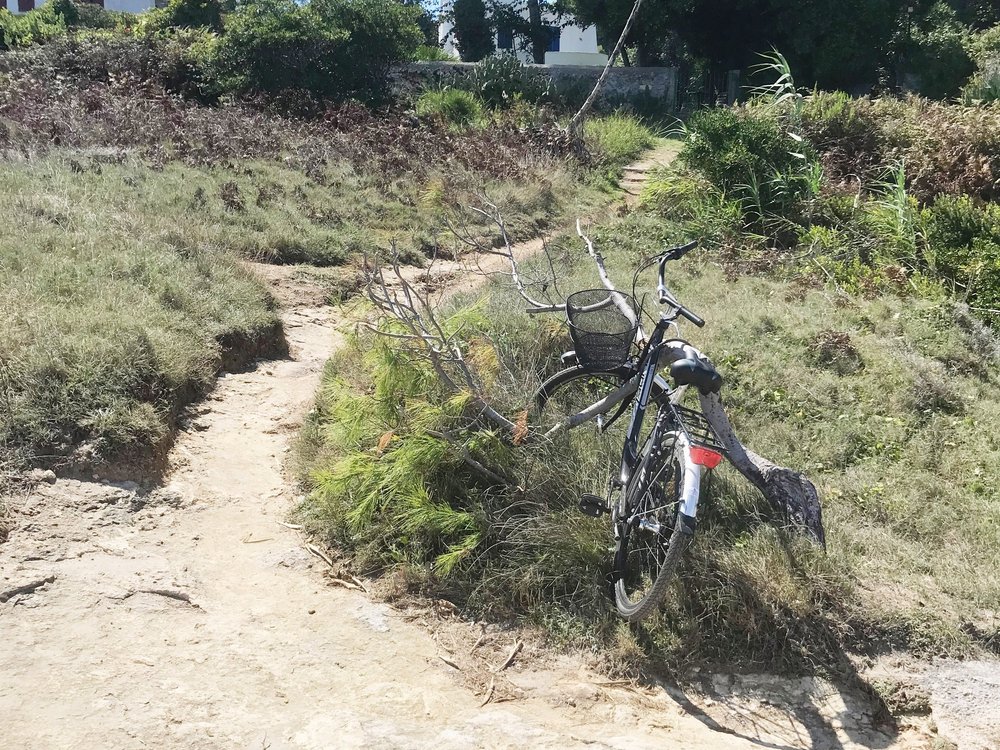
left=392, top=62, right=680, bottom=109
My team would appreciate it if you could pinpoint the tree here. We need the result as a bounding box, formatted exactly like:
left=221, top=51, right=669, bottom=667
left=564, top=0, right=675, bottom=66
left=452, top=0, right=494, bottom=62
left=215, top=0, right=422, bottom=103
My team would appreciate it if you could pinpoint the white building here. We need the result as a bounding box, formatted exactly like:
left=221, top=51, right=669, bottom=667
left=4, top=0, right=155, bottom=14
left=439, top=0, right=607, bottom=67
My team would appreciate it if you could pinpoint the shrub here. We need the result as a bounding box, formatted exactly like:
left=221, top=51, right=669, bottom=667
left=0, top=4, right=67, bottom=48
left=451, top=0, right=493, bottom=63
left=0, top=31, right=221, bottom=102
left=139, top=0, right=224, bottom=34
left=680, top=107, right=816, bottom=227
left=906, top=1, right=975, bottom=100
left=413, top=43, right=455, bottom=62
left=468, top=52, right=553, bottom=109
left=962, top=63, right=1000, bottom=104
left=214, top=0, right=422, bottom=104
left=922, top=195, right=1000, bottom=319
left=801, top=90, right=887, bottom=175
left=415, top=88, right=482, bottom=128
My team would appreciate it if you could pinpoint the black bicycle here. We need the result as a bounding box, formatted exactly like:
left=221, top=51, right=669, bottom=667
left=532, top=241, right=728, bottom=622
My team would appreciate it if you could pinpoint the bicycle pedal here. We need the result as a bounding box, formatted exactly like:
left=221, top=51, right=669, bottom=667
left=578, top=494, right=609, bottom=518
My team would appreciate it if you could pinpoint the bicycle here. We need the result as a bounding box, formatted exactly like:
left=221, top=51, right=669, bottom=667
left=531, top=240, right=729, bottom=622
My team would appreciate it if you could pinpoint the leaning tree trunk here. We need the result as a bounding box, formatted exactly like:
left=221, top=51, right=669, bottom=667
left=567, top=0, right=644, bottom=134
left=699, top=392, right=826, bottom=545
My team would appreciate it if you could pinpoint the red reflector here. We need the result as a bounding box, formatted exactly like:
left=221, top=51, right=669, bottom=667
left=690, top=446, right=723, bottom=469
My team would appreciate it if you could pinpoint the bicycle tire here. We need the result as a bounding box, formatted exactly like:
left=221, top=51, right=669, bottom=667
left=613, top=428, right=696, bottom=622
left=532, top=366, right=639, bottom=504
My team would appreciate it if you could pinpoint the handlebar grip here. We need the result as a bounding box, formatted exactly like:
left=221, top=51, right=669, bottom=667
left=673, top=240, right=699, bottom=258
left=678, top=305, right=705, bottom=328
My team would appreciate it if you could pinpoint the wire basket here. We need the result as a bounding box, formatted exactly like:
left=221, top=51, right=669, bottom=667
left=565, top=289, right=639, bottom=369
left=670, top=404, right=727, bottom=453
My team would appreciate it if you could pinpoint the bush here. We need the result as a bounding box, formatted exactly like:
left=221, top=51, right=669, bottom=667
left=139, top=0, right=224, bottom=34
left=801, top=90, right=886, bottom=174
left=413, top=43, right=455, bottom=62
left=451, top=0, right=493, bottom=63
left=680, top=107, right=816, bottom=227
left=907, top=1, right=975, bottom=100
left=0, top=31, right=221, bottom=102
left=214, top=0, right=422, bottom=104
left=0, top=4, right=67, bottom=48
left=922, top=195, right=1000, bottom=319
left=415, top=88, right=482, bottom=128
left=467, top=52, right=553, bottom=109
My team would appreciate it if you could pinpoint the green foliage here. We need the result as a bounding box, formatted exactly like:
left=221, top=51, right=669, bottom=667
left=907, top=1, right=975, bottom=99
left=640, top=167, right=743, bottom=244
left=0, top=158, right=282, bottom=469
left=413, top=43, right=456, bottom=61
left=306, top=327, right=495, bottom=575
left=680, top=107, right=817, bottom=230
left=451, top=0, right=493, bottom=62
left=801, top=90, right=885, bottom=171
left=923, top=195, right=1000, bottom=320
left=467, top=52, right=553, bottom=109
left=415, top=88, right=483, bottom=128
left=139, top=0, right=224, bottom=34
left=0, top=3, right=67, bottom=48
left=214, top=0, right=422, bottom=104
left=582, top=113, right=658, bottom=185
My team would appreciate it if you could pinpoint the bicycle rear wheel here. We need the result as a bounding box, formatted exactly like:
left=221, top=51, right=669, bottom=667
left=613, top=428, right=695, bottom=622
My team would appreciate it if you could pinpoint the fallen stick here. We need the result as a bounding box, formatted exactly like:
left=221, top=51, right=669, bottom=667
left=493, top=640, right=523, bottom=672
left=305, top=544, right=335, bottom=568
left=438, top=655, right=461, bottom=671
left=276, top=521, right=304, bottom=531
left=470, top=632, right=489, bottom=653
left=128, top=589, right=202, bottom=610
left=0, top=575, right=56, bottom=603
left=349, top=575, right=369, bottom=594
left=480, top=676, right=496, bottom=707
left=241, top=533, right=273, bottom=544
left=328, top=578, right=362, bottom=591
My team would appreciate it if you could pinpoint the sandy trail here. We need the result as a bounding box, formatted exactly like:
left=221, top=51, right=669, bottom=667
left=0, top=145, right=980, bottom=750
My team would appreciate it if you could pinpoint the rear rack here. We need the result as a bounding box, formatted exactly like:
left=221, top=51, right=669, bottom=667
left=670, top=404, right=727, bottom=454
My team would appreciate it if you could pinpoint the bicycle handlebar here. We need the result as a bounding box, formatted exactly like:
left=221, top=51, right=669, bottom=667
left=655, top=241, right=705, bottom=327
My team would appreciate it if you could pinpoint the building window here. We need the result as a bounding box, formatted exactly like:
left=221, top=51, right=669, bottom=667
left=546, top=26, right=560, bottom=52
left=18, top=0, right=35, bottom=11
left=497, top=26, right=513, bottom=51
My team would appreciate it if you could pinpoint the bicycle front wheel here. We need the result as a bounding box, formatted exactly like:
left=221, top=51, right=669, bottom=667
left=533, top=367, right=634, bottom=503
left=613, top=429, right=695, bottom=622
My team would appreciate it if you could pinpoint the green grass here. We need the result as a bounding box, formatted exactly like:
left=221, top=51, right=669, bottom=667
left=0, top=157, right=283, bottom=473
left=299, top=203, right=1000, bottom=675
left=583, top=114, right=659, bottom=184
left=0, top=123, right=603, bottom=477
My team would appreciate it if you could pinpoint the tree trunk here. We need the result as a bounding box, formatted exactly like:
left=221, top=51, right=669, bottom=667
left=699, top=392, right=826, bottom=545
left=567, top=0, right=645, bottom=134
left=526, top=0, right=546, bottom=65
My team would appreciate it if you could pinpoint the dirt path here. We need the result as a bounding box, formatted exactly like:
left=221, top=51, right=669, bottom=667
left=0, top=145, right=973, bottom=750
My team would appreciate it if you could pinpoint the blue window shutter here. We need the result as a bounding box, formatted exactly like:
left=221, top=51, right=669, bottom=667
left=546, top=26, right=560, bottom=52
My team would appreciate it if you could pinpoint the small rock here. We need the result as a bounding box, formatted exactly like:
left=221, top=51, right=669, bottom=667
left=29, top=469, right=57, bottom=485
